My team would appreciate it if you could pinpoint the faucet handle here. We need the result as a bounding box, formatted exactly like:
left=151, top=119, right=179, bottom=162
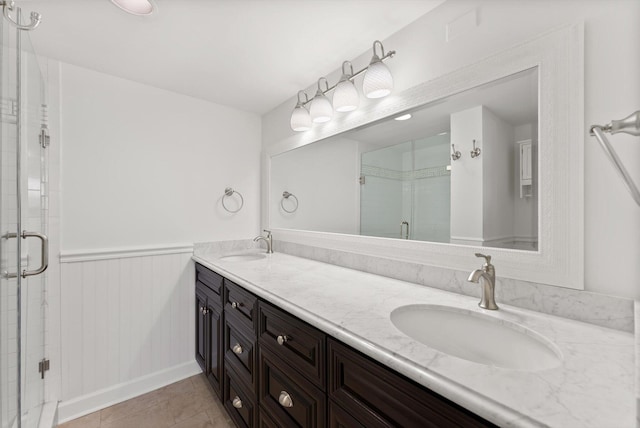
left=263, top=229, right=272, bottom=237
left=474, top=253, right=492, bottom=265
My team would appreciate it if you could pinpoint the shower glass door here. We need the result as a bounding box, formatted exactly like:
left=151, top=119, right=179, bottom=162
left=20, top=20, right=47, bottom=428
left=360, top=134, right=451, bottom=242
left=0, top=9, right=47, bottom=428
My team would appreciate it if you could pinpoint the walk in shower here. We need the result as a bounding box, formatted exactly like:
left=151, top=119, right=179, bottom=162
left=360, top=133, right=451, bottom=242
left=0, top=2, right=50, bottom=428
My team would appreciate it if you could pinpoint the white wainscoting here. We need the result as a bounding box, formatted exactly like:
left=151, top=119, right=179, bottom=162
left=58, top=245, right=200, bottom=423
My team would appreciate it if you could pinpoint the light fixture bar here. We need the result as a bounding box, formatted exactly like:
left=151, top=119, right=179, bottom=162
left=299, top=50, right=395, bottom=107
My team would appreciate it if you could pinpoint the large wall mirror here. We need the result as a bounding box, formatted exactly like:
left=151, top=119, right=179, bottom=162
left=264, top=24, right=584, bottom=289
left=271, top=68, right=538, bottom=251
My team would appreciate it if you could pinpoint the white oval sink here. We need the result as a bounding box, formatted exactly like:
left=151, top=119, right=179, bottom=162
left=218, top=253, right=266, bottom=262
left=390, top=304, right=562, bottom=371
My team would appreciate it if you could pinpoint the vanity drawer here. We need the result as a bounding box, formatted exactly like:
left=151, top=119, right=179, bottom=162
left=224, top=365, right=257, bottom=428
left=225, top=279, right=258, bottom=332
left=328, top=339, right=497, bottom=428
left=259, top=348, right=326, bottom=428
left=196, top=263, right=223, bottom=302
left=258, top=301, right=326, bottom=389
left=224, top=315, right=257, bottom=392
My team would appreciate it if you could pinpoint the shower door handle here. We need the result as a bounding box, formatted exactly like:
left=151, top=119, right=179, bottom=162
left=3, top=231, right=48, bottom=278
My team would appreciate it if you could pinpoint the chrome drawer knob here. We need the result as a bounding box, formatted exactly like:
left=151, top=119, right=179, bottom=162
left=232, top=344, right=243, bottom=354
left=231, top=301, right=238, bottom=309
left=278, top=391, right=293, bottom=408
left=276, top=335, right=288, bottom=345
left=232, top=396, right=243, bottom=409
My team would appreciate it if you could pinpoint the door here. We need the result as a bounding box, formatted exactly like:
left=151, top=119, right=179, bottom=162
left=0, top=7, right=48, bottom=428
left=19, top=22, right=48, bottom=428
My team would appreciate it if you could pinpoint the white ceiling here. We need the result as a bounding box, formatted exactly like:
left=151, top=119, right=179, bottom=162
left=21, top=0, right=445, bottom=114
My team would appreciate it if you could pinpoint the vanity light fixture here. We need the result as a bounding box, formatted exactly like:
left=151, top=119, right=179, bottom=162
left=394, top=114, right=412, bottom=121
left=289, top=40, right=395, bottom=132
left=290, top=91, right=312, bottom=132
left=363, top=40, right=394, bottom=99
left=333, top=61, right=359, bottom=112
left=309, top=78, right=333, bottom=123
left=110, top=0, right=154, bottom=16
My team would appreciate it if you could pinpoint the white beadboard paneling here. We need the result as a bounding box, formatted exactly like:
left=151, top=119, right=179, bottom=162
left=59, top=247, right=196, bottom=419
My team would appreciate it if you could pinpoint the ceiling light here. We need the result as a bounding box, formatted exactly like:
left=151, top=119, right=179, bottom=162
left=290, top=91, right=312, bottom=132
left=333, top=61, right=359, bottom=113
left=363, top=40, right=394, bottom=99
left=394, top=114, right=412, bottom=121
left=309, top=78, right=333, bottom=123
left=110, top=0, right=154, bottom=16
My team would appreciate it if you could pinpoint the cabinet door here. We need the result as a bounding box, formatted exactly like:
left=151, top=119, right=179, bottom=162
left=329, top=339, right=496, bottom=428
left=207, top=302, right=223, bottom=398
left=195, top=284, right=208, bottom=372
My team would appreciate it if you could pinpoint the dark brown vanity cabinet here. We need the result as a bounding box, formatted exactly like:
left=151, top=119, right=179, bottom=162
left=195, top=264, right=224, bottom=399
left=195, top=263, right=496, bottom=428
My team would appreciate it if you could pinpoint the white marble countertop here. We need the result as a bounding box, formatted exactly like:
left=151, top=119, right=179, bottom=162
left=193, top=250, right=635, bottom=428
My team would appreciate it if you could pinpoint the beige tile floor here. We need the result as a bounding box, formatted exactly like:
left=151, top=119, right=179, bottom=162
left=59, top=374, right=234, bottom=428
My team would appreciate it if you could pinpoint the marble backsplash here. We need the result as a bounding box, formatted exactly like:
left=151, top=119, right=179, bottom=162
left=194, top=239, right=634, bottom=333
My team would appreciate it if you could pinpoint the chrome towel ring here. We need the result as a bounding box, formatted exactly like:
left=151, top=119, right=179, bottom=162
left=222, top=187, right=244, bottom=213
left=281, top=191, right=298, bottom=213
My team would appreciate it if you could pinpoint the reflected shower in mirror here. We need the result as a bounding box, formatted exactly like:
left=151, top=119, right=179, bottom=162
left=270, top=67, right=538, bottom=251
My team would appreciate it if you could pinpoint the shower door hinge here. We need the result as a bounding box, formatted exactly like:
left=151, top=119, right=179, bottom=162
left=39, top=125, right=50, bottom=148
left=359, top=175, right=365, bottom=185
left=38, top=358, right=49, bottom=379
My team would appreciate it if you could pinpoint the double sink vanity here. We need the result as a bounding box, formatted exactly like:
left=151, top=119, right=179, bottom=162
left=193, top=244, right=634, bottom=428
left=191, top=24, right=635, bottom=427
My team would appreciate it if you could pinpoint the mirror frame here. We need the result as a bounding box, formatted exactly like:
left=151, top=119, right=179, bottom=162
left=262, top=23, right=584, bottom=289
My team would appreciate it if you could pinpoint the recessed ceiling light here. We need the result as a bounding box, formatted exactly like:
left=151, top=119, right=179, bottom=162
left=394, top=114, right=412, bottom=121
left=110, top=0, right=154, bottom=16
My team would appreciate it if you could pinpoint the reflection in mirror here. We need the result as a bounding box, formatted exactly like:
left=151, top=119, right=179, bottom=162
left=271, top=67, right=538, bottom=251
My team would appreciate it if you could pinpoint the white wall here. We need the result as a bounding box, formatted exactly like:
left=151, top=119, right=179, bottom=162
left=450, top=106, right=484, bottom=242
left=270, top=137, right=359, bottom=234
left=60, top=63, right=262, bottom=250
left=56, top=63, right=262, bottom=420
left=482, top=106, right=515, bottom=243
left=261, top=0, right=640, bottom=299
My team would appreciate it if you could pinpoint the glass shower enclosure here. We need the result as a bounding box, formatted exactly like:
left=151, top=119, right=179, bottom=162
left=360, top=133, right=451, bottom=242
left=0, top=5, right=49, bottom=428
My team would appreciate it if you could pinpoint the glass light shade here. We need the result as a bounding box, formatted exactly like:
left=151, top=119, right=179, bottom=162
left=310, top=91, right=333, bottom=123
left=110, top=0, right=154, bottom=15
left=333, top=79, right=359, bottom=112
left=363, top=58, right=393, bottom=99
left=290, top=105, right=312, bottom=132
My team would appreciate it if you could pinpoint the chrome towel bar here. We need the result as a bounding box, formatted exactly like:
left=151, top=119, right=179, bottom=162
left=590, top=111, right=640, bottom=206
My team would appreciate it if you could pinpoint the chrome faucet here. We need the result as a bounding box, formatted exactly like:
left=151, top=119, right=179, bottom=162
left=253, top=229, right=273, bottom=254
left=467, top=253, right=498, bottom=310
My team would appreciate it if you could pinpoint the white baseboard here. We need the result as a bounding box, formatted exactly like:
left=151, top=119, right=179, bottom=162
left=57, top=360, right=201, bottom=424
